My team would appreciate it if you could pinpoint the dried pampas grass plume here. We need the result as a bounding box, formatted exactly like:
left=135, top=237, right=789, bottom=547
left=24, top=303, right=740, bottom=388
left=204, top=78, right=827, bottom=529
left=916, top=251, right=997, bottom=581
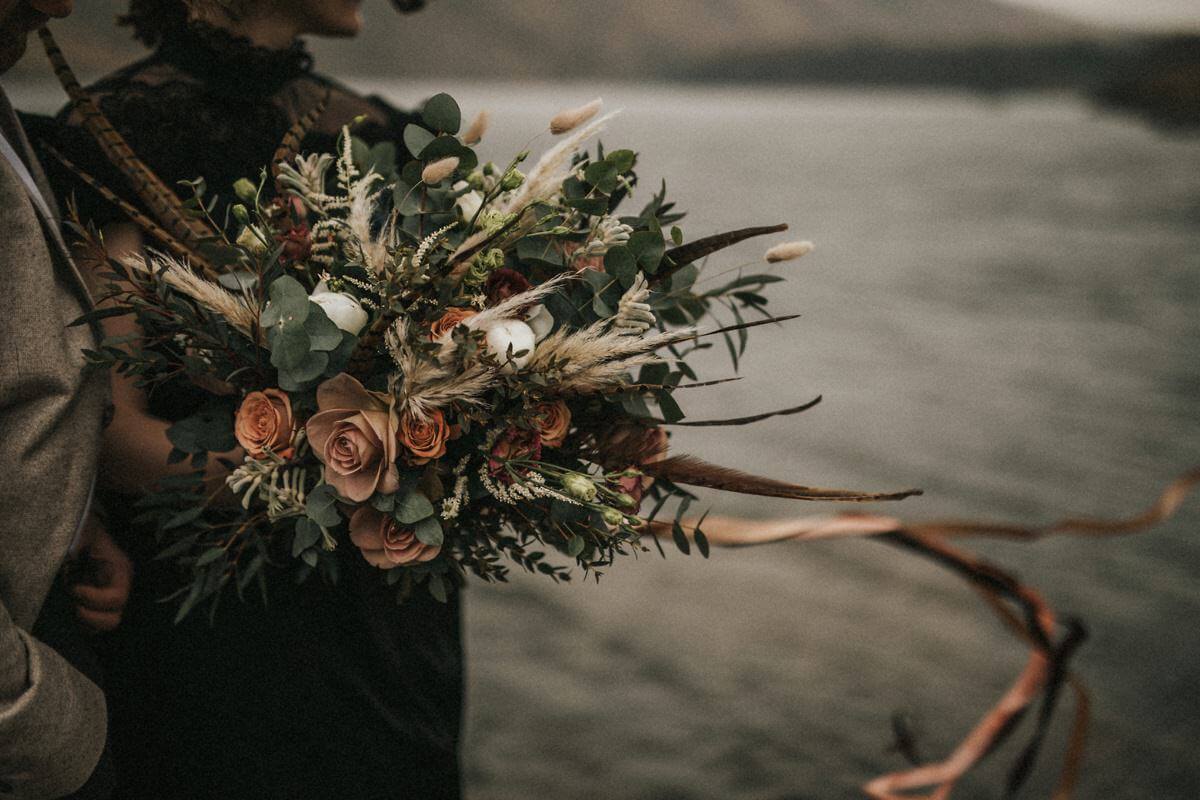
left=765, top=241, right=815, bottom=263
left=550, top=98, right=602, bottom=135
left=121, top=251, right=261, bottom=343
left=422, top=157, right=460, bottom=185
left=462, top=110, right=489, bottom=145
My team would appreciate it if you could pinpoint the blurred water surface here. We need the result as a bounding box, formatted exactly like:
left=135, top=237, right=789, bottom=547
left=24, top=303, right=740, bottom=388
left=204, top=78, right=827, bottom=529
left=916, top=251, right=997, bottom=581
left=349, top=84, right=1199, bottom=799
left=17, top=80, right=1199, bottom=797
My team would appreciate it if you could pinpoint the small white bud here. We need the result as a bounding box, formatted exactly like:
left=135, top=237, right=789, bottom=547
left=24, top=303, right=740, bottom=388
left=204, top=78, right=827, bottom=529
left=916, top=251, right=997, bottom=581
left=422, top=156, right=460, bottom=185
left=549, top=98, right=602, bottom=135
left=764, top=241, right=815, bottom=264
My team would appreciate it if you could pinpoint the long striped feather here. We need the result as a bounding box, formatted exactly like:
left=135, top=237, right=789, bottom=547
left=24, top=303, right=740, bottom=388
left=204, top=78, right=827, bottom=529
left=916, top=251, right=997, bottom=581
left=643, top=454, right=922, bottom=502
left=43, top=144, right=220, bottom=280
left=38, top=27, right=215, bottom=247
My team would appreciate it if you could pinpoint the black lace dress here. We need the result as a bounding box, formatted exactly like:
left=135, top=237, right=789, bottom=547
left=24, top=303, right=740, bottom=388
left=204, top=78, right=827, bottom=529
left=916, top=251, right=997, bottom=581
left=36, top=24, right=463, bottom=800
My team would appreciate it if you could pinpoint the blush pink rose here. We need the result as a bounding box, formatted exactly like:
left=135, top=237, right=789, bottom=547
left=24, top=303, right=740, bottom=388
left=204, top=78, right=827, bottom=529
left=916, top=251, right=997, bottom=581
left=349, top=506, right=440, bottom=568
left=305, top=374, right=401, bottom=502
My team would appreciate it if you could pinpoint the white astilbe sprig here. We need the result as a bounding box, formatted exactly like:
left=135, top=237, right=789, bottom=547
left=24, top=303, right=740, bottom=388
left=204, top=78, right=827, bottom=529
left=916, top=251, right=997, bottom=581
left=336, top=124, right=359, bottom=188
left=478, top=462, right=582, bottom=508
left=120, top=250, right=261, bottom=343
left=611, top=274, right=656, bottom=336
left=440, top=456, right=472, bottom=521
left=412, top=222, right=459, bottom=275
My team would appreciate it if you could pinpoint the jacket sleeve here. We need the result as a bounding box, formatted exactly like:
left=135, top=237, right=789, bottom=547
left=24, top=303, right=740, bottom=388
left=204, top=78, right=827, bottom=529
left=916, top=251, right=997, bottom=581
left=0, top=603, right=106, bottom=800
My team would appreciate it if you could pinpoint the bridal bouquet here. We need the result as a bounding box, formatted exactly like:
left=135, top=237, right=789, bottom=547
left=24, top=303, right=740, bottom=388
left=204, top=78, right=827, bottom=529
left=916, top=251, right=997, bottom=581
left=42, top=27, right=1200, bottom=799
left=68, top=91, right=914, bottom=619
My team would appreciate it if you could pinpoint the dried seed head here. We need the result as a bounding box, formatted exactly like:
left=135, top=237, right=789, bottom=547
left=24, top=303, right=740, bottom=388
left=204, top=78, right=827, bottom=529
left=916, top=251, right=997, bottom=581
left=549, top=98, right=603, bottom=135
left=462, top=110, right=489, bottom=145
left=764, top=241, right=815, bottom=263
left=422, top=156, right=460, bottom=185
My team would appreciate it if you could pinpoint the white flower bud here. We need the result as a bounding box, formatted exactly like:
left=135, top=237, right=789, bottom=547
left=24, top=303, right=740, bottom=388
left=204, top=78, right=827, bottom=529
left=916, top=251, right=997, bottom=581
left=452, top=180, right=484, bottom=220
left=462, top=110, right=489, bottom=145
left=309, top=280, right=369, bottom=335
left=764, top=241, right=815, bottom=264
left=550, top=98, right=602, bottom=135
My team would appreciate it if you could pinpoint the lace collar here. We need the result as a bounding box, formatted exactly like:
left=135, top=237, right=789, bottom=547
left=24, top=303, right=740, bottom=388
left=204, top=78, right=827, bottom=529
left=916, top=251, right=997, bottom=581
left=156, top=22, right=314, bottom=95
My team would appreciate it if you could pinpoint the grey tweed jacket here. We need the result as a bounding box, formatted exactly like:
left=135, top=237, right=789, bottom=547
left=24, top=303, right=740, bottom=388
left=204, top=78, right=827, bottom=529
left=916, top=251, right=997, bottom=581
left=0, top=88, right=110, bottom=799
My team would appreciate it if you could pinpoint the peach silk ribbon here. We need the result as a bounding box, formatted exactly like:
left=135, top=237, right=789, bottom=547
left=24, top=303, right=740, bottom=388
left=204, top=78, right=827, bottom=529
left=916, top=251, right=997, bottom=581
left=648, top=467, right=1200, bottom=800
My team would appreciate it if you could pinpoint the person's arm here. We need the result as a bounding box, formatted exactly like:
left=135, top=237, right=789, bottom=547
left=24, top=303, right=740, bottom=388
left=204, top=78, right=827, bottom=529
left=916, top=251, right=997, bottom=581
left=83, top=223, right=242, bottom=496
left=0, top=604, right=107, bottom=799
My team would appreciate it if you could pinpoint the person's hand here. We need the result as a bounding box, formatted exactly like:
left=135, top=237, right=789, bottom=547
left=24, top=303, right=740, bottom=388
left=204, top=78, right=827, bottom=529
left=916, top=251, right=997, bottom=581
left=67, top=516, right=134, bottom=633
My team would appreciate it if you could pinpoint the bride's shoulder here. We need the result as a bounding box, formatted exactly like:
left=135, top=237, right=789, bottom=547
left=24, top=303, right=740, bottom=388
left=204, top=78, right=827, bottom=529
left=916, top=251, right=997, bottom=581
left=297, top=72, right=419, bottom=145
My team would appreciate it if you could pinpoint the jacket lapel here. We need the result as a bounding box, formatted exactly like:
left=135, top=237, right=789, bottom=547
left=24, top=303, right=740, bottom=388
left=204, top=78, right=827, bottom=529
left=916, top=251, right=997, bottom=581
left=0, top=89, right=95, bottom=309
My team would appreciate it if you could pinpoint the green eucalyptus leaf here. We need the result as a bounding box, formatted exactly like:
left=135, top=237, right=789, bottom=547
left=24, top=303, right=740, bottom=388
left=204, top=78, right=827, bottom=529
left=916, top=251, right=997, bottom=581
left=395, top=490, right=436, bottom=525
left=293, top=518, right=323, bottom=556
left=607, top=149, right=636, bottom=172
left=403, top=124, right=436, bottom=158
left=304, top=305, right=343, bottom=351
left=267, top=276, right=311, bottom=327
left=604, top=246, right=637, bottom=288
left=422, top=93, right=461, bottom=134
left=270, top=329, right=313, bottom=371
left=427, top=573, right=447, bottom=603
left=306, top=484, right=342, bottom=528
left=629, top=230, right=666, bottom=274
left=284, top=350, right=330, bottom=385
left=413, top=516, right=443, bottom=547
left=325, top=331, right=359, bottom=376
left=656, top=390, right=685, bottom=424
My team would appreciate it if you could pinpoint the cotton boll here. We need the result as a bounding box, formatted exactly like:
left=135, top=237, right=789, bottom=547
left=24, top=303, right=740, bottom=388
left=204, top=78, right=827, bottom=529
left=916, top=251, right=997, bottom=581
left=483, top=319, right=536, bottom=371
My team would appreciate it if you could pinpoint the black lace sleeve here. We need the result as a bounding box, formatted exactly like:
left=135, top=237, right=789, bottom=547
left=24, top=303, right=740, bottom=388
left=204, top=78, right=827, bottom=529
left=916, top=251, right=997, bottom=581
left=34, top=23, right=419, bottom=239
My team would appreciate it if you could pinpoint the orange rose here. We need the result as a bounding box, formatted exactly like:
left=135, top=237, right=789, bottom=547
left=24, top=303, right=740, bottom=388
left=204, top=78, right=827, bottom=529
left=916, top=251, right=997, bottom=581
left=234, top=389, right=296, bottom=459
left=429, top=307, right=478, bottom=340
left=398, top=409, right=450, bottom=465
left=306, top=374, right=401, bottom=502
left=531, top=401, right=571, bottom=448
left=349, top=506, right=440, bottom=568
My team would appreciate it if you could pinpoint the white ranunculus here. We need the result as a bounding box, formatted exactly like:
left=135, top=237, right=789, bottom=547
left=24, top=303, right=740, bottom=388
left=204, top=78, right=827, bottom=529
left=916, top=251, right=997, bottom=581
left=310, top=281, right=369, bottom=336
left=525, top=304, right=555, bottom=341
left=482, top=319, right=536, bottom=371
left=453, top=180, right=484, bottom=220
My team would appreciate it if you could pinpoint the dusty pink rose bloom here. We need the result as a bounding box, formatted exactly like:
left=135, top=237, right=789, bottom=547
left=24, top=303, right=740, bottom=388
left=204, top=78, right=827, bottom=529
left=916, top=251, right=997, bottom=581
left=349, top=506, right=440, bottom=568
left=306, top=374, right=401, bottom=502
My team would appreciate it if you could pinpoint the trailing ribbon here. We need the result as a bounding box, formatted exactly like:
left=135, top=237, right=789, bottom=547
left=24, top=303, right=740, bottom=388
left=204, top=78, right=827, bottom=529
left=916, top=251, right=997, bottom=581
left=647, top=468, right=1198, bottom=799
